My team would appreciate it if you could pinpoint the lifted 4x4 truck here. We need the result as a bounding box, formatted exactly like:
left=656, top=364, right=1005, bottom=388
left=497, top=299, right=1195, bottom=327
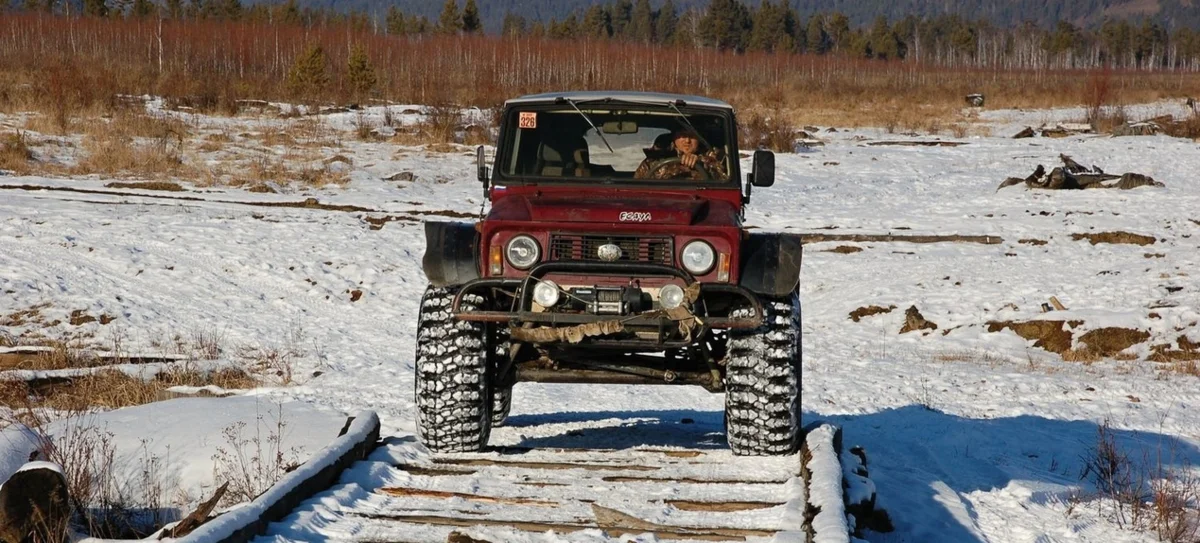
left=417, top=91, right=802, bottom=456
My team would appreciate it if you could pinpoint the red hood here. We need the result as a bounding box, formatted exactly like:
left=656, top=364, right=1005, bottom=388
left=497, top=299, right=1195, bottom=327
left=489, top=195, right=719, bottom=225
left=530, top=196, right=705, bottom=225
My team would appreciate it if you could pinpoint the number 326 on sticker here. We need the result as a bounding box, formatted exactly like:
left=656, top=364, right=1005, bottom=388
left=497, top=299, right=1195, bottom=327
left=518, top=112, right=537, bottom=129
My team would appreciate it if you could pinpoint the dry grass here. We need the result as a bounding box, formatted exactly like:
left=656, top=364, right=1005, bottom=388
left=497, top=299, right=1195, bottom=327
left=0, top=368, right=256, bottom=412
left=0, top=129, right=33, bottom=172
left=740, top=112, right=799, bottom=152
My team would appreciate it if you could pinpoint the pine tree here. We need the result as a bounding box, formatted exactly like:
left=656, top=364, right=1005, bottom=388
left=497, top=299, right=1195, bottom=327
left=164, top=0, right=182, bottom=18
left=280, top=0, right=300, bottom=25
left=610, top=0, right=633, bottom=38
left=867, top=15, right=900, bottom=59
left=83, top=0, right=108, bottom=17
left=582, top=5, right=611, bottom=39
left=655, top=0, right=678, bottom=44
left=437, top=0, right=460, bottom=35
left=287, top=44, right=330, bottom=102
left=628, top=0, right=654, bottom=43
left=748, top=0, right=785, bottom=52
left=131, top=0, right=153, bottom=17
left=218, top=0, right=241, bottom=20
left=672, top=7, right=698, bottom=48
left=826, top=12, right=850, bottom=51
left=698, top=0, right=751, bottom=52
left=806, top=15, right=828, bottom=53
left=386, top=6, right=406, bottom=35
left=530, top=20, right=545, bottom=39
left=501, top=11, right=527, bottom=37
left=346, top=45, right=377, bottom=100
left=461, top=0, right=481, bottom=34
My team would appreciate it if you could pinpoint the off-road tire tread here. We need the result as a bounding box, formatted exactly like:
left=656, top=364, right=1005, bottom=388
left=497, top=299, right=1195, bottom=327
left=415, top=286, right=492, bottom=452
left=724, top=291, right=801, bottom=456
left=490, top=326, right=513, bottom=426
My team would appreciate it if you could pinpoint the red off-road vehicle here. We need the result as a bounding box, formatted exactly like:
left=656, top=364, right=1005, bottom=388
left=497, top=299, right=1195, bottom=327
left=417, top=91, right=802, bottom=456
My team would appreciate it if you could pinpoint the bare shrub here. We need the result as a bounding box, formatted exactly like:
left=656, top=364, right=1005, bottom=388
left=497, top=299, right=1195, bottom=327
left=0, top=130, right=33, bottom=172
left=740, top=112, right=797, bottom=152
left=211, top=403, right=302, bottom=506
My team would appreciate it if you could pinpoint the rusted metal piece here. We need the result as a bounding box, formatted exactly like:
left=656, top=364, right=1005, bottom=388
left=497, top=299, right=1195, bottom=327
left=516, top=363, right=719, bottom=389
left=509, top=319, right=624, bottom=344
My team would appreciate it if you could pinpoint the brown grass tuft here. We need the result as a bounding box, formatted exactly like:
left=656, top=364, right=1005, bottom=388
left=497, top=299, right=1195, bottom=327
left=0, top=130, right=34, bottom=172
left=104, top=181, right=186, bottom=191
left=849, top=305, right=896, bottom=322
left=1071, top=232, right=1157, bottom=246
left=987, top=320, right=1074, bottom=354
left=740, top=112, right=798, bottom=152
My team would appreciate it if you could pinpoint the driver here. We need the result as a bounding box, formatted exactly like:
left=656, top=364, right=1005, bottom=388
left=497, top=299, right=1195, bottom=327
left=634, top=127, right=727, bottom=181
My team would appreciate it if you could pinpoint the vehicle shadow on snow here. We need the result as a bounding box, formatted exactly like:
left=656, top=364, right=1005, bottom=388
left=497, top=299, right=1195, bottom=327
left=813, top=405, right=1200, bottom=543
left=500, top=409, right=728, bottom=451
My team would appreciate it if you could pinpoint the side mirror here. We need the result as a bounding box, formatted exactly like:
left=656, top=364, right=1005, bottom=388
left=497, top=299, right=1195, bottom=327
left=476, top=145, right=489, bottom=183
left=750, top=149, right=775, bottom=188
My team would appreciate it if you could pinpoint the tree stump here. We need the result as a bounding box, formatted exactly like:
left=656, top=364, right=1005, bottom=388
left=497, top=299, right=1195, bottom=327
left=0, top=462, right=70, bottom=543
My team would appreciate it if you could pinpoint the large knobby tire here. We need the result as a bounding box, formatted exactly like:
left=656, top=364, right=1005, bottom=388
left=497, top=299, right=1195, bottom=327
left=490, top=325, right=514, bottom=427
left=415, top=286, right=492, bottom=452
left=724, top=290, right=802, bottom=456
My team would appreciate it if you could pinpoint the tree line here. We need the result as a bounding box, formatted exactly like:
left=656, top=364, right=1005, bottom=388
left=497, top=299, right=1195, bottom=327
left=6, top=0, right=1200, bottom=70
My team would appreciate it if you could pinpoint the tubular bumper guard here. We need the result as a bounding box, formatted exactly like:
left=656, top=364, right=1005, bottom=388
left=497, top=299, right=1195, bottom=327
left=450, top=262, right=765, bottom=332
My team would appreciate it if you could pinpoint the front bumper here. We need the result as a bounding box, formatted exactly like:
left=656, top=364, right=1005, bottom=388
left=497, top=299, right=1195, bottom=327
left=451, top=262, right=764, bottom=347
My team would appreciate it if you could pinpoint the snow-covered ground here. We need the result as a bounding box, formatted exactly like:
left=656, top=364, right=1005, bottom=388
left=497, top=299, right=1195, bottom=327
left=2, top=101, right=1200, bottom=542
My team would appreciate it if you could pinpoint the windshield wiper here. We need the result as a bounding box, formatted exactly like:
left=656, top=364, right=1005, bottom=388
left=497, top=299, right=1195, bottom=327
left=565, top=98, right=614, bottom=154
left=668, top=101, right=713, bottom=150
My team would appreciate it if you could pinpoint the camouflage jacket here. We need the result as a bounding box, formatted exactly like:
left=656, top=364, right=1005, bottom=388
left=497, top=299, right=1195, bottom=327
left=634, top=148, right=728, bottom=181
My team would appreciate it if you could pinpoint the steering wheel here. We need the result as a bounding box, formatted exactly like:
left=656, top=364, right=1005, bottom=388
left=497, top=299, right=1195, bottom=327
left=648, top=157, right=712, bottom=181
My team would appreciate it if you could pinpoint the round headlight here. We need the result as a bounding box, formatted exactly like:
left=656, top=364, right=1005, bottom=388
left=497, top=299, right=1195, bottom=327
left=660, top=284, right=686, bottom=310
left=680, top=240, right=715, bottom=275
left=506, top=235, right=541, bottom=270
left=532, top=280, right=561, bottom=307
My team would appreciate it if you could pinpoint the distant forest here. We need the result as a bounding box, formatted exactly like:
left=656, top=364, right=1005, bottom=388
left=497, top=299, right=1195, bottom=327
left=6, top=0, right=1200, bottom=69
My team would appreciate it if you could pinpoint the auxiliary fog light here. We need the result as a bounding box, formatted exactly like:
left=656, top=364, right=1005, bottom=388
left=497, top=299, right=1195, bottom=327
left=660, top=284, right=686, bottom=310
left=532, top=280, right=561, bottom=307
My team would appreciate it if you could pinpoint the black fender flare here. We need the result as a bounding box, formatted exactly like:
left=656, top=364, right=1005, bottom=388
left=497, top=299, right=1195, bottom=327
left=422, top=221, right=480, bottom=287
left=738, top=233, right=803, bottom=297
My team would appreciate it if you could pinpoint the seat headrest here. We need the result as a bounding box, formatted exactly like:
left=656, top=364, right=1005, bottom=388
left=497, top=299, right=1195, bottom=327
left=540, top=144, right=563, bottom=162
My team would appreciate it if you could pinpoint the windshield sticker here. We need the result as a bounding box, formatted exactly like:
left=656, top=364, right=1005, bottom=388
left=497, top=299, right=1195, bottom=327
left=519, top=112, right=537, bottom=129
left=619, top=211, right=652, bottom=222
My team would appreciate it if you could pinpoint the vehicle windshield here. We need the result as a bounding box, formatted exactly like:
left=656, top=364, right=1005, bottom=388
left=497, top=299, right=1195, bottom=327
left=497, top=106, right=735, bottom=185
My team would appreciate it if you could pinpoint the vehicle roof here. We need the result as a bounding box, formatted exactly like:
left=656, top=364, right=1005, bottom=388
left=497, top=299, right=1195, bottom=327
left=505, top=91, right=733, bottom=110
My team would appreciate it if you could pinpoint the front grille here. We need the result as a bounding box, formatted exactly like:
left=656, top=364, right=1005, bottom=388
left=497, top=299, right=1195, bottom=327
left=549, top=234, right=674, bottom=266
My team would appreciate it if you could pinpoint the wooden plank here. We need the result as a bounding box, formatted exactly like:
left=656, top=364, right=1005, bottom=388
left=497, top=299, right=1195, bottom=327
left=666, top=500, right=781, bottom=512
left=352, top=512, right=752, bottom=542
left=379, top=487, right=560, bottom=506
left=435, top=458, right=659, bottom=472
left=798, top=233, right=1002, bottom=245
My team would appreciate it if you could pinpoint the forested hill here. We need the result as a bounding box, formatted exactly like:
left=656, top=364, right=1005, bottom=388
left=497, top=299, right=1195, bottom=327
left=270, top=0, right=1200, bottom=32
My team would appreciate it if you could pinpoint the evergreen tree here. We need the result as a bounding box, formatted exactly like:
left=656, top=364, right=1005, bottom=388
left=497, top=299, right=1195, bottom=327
left=83, top=0, right=108, bottom=17
left=409, top=15, right=430, bottom=34
left=346, top=45, right=377, bottom=99
left=131, top=0, right=154, bottom=17
left=673, top=8, right=699, bottom=48
left=461, top=0, right=481, bottom=34
left=287, top=44, right=330, bottom=101
left=501, top=11, right=527, bottom=37
left=164, top=0, right=182, bottom=18
left=610, top=0, right=632, bottom=37
left=386, top=6, right=406, bottom=35
left=628, top=0, right=653, bottom=43
left=826, top=12, right=850, bottom=51
left=218, top=0, right=241, bottom=20
left=806, top=15, right=828, bottom=53
left=280, top=0, right=300, bottom=25
left=698, top=0, right=751, bottom=52
left=582, top=5, right=611, bottom=39
left=530, top=20, right=545, bottom=39
left=749, top=0, right=785, bottom=52
left=655, top=0, right=678, bottom=45
left=867, top=15, right=900, bottom=59
left=437, top=0, right=460, bottom=34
